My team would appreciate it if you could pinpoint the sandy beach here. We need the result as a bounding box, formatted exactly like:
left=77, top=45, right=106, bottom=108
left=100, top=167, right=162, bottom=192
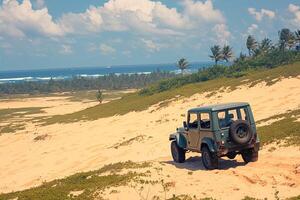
left=0, top=76, right=299, bottom=199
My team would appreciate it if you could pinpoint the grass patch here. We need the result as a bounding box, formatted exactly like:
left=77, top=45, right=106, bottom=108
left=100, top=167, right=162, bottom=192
left=258, top=109, right=300, bottom=146
left=287, top=195, right=300, bottom=200
left=167, top=196, right=300, bottom=200
left=167, top=195, right=214, bottom=200
left=0, top=107, right=46, bottom=134
left=41, top=62, right=300, bottom=125
left=109, top=135, right=148, bottom=149
left=0, top=161, right=151, bottom=200
left=33, top=134, right=50, bottom=142
left=0, top=107, right=46, bottom=122
left=0, top=123, right=26, bottom=134
left=66, top=89, right=131, bottom=102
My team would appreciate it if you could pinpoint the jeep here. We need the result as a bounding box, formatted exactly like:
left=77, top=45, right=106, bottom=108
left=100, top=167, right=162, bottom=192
left=169, top=102, right=260, bottom=170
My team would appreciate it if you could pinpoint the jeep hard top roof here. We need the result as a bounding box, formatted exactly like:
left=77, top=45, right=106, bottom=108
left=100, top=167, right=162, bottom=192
left=188, top=102, right=249, bottom=113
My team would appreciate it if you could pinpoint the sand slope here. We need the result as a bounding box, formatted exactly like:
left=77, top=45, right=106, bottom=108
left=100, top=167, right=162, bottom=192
left=0, top=77, right=299, bottom=199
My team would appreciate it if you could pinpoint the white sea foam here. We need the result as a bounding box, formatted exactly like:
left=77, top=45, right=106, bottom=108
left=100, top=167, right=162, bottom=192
left=0, top=77, right=34, bottom=82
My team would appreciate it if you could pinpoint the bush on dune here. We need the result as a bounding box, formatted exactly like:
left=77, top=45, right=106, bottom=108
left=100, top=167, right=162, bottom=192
left=139, top=49, right=300, bottom=96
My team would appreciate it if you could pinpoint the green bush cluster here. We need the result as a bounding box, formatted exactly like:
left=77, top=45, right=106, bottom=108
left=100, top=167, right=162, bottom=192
left=139, top=50, right=300, bottom=96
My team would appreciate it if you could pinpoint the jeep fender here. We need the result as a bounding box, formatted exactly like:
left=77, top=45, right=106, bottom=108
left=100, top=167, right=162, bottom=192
left=169, top=132, right=187, bottom=149
left=201, top=137, right=217, bottom=153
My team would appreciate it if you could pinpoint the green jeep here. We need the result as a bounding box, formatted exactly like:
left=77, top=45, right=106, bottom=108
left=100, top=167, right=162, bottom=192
left=169, top=102, right=260, bottom=170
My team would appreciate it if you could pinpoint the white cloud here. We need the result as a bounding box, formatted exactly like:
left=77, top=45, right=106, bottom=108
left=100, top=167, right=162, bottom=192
left=141, top=39, right=161, bottom=52
left=58, top=0, right=227, bottom=36
left=247, top=24, right=259, bottom=35
left=59, top=6, right=103, bottom=34
left=183, top=0, right=224, bottom=24
left=0, top=0, right=63, bottom=38
left=59, top=0, right=186, bottom=36
left=59, top=44, right=72, bottom=54
left=152, top=2, right=188, bottom=29
left=243, top=24, right=266, bottom=40
left=0, top=0, right=231, bottom=53
left=288, top=4, right=300, bottom=26
left=248, top=8, right=275, bottom=21
left=212, top=24, right=231, bottom=45
left=34, top=0, right=45, bottom=9
left=99, top=44, right=116, bottom=55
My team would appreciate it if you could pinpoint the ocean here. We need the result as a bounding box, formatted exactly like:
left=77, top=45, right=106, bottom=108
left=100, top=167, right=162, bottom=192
left=0, top=62, right=214, bottom=83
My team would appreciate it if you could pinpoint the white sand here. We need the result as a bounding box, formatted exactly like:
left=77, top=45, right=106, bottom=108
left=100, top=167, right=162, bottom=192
left=0, top=77, right=299, bottom=199
left=0, top=96, right=98, bottom=116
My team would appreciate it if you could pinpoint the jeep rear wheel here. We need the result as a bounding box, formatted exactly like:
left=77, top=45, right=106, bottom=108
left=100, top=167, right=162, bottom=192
left=227, top=152, right=237, bottom=159
left=201, top=146, right=218, bottom=170
left=171, top=141, right=185, bottom=163
left=241, top=148, right=258, bottom=163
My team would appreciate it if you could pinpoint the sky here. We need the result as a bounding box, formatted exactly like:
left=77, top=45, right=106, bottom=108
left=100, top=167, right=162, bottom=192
left=0, top=0, right=300, bottom=70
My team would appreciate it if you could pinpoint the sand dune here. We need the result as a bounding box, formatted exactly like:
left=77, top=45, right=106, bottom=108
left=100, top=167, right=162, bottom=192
left=0, top=96, right=98, bottom=116
left=0, top=76, right=299, bottom=199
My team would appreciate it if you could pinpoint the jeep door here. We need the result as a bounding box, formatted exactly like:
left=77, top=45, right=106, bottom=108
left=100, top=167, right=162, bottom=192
left=199, top=112, right=213, bottom=149
left=187, top=112, right=200, bottom=150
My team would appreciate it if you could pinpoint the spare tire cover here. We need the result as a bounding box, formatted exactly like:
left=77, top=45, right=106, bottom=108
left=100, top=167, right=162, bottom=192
left=229, top=120, right=253, bottom=145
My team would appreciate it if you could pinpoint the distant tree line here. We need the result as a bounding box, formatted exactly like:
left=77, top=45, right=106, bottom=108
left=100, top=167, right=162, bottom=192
left=208, top=28, right=300, bottom=65
left=0, top=71, right=176, bottom=95
left=140, top=28, right=300, bottom=96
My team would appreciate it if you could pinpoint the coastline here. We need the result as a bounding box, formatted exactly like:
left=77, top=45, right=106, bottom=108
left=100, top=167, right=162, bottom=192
left=0, top=62, right=214, bottom=83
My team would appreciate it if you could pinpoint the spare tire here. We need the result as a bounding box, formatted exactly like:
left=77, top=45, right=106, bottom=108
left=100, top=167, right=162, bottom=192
left=229, top=120, right=253, bottom=145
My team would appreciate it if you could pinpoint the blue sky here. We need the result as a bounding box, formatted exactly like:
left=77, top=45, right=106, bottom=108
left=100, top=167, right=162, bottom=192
left=0, top=0, right=300, bottom=70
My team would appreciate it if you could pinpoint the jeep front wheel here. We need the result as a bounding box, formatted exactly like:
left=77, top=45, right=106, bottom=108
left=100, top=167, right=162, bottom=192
left=171, top=141, right=185, bottom=163
left=201, top=146, right=218, bottom=170
left=241, top=148, right=258, bottom=163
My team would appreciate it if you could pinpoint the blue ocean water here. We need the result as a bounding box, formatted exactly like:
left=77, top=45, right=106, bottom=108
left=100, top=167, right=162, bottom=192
left=0, top=62, right=214, bottom=83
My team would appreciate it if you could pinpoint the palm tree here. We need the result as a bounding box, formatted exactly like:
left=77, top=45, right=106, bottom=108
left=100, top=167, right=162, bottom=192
left=246, top=35, right=258, bottom=56
left=259, top=38, right=273, bottom=54
left=295, top=30, right=300, bottom=51
left=233, top=52, right=246, bottom=64
left=252, top=48, right=261, bottom=57
left=222, top=45, right=234, bottom=62
left=279, top=28, right=295, bottom=50
left=176, top=58, right=189, bottom=74
left=295, top=30, right=300, bottom=42
left=209, top=45, right=222, bottom=65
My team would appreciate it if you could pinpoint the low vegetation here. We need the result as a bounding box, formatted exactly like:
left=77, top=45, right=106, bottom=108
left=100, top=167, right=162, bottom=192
left=0, top=107, right=46, bottom=134
left=33, top=134, right=50, bottom=142
left=0, top=123, right=26, bottom=134
left=109, top=135, right=148, bottom=149
left=0, top=107, right=46, bottom=121
left=0, top=161, right=151, bottom=200
left=140, top=50, right=300, bottom=96
left=258, top=109, right=300, bottom=146
left=42, top=62, right=300, bottom=124
left=65, top=89, right=131, bottom=102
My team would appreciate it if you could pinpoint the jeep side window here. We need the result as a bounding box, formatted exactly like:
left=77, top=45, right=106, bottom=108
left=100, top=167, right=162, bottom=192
left=188, top=113, right=198, bottom=129
left=218, top=109, right=237, bottom=128
left=240, top=108, right=248, bottom=121
left=200, top=112, right=211, bottom=129
left=218, top=111, right=226, bottom=128
left=228, top=109, right=238, bottom=121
